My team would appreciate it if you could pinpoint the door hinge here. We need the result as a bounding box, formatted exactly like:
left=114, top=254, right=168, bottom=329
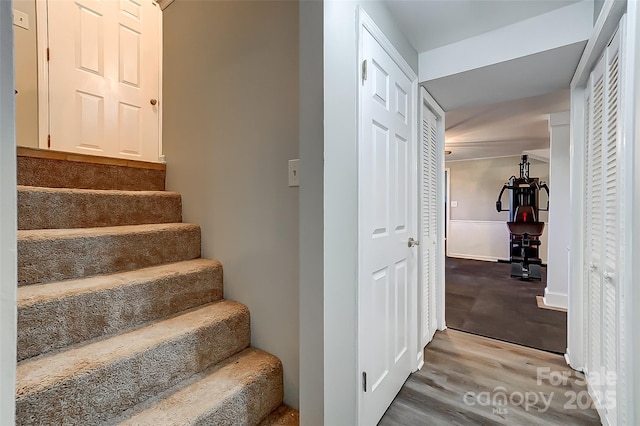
left=47, top=135, right=51, bottom=148
left=46, top=48, right=50, bottom=61
left=362, top=60, right=367, bottom=83
left=362, top=371, right=367, bottom=392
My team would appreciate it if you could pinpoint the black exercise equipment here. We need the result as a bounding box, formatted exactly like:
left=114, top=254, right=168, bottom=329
left=496, top=155, right=549, bottom=280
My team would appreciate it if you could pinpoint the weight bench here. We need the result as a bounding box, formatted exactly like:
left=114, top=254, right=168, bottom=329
left=507, top=205, right=545, bottom=281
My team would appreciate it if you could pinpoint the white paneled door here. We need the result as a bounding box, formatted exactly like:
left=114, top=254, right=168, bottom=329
left=47, top=0, right=160, bottom=162
left=359, top=26, right=416, bottom=426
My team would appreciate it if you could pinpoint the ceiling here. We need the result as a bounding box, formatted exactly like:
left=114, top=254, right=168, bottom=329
left=444, top=90, right=570, bottom=161
left=385, top=0, right=582, bottom=52
left=383, top=0, right=588, bottom=161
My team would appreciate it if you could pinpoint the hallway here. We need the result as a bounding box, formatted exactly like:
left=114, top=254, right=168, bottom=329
left=379, top=329, right=600, bottom=425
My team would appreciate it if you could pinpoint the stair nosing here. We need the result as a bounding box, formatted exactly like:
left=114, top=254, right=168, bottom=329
left=18, top=185, right=181, bottom=197
left=18, top=258, right=221, bottom=307
left=18, top=222, right=199, bottom=240
left=16, top=300, right=247, bottom=396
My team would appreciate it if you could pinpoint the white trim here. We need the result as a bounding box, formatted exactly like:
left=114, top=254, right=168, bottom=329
left=0, top=1, right=18, bottom=422
left=543, top=289, right=568, bottom=310
left=445, top=167, right=450, bottom=257
left=156, top=0, right=174, bottom=10
left=358, top=9, right=417, bottom=82
left=36, top=0, right=49, bottom=149
left=447, top=253, right=506, bottom=263
left=445, top=153, right=533, bottom=163
left=157, top=4, right=164, bottom=163
left=571, top=0, right=627, bottom=88
left=450, top=219, right=508, bottom=225
left=356, top=8, right=418, bottom=425
left=622, top=2, right=639, bottom=421
left=568, top=86, right=585, bottom=372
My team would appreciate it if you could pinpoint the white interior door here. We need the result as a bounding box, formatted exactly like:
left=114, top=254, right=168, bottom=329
left=47, top=0, right=160, bottom=162
left=358, top=26, right=416, bottom=426
left=585, top=55, right=605, bottom=387
left=583, top=21, right=624, bottom=425
left=420, top=100, right=440, bottom=348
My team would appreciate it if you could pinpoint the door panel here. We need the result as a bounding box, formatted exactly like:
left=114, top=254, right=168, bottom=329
left=48, top=0, right=160, bottom=162
left=359, top=27, right=415, bottom=426
left=583, top=21, right=624, bottom=424
left=421, top=105, right=439, bottom=347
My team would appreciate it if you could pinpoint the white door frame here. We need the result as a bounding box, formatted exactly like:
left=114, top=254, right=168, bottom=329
left=0, top=2, right=18, bottom=423
left=420, top=88, right=447, bottom=337
left=569, top=0, right=639, bottom=423
left=445, top=167, right=451, bottom=257
left=34, top=0, right=164, bottom=162
left=356, top=8, right=418, bottom=424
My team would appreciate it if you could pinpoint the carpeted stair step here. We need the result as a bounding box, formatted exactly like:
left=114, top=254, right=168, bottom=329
left=259, top=405, right=300, bottom=426
left=114, top=348, right=283, bottom=426
left=18, top=147, right=166, bottom=191
left=16, top=301, right=250, bottom=426
left=18, top=186, right=182, bottom=230
left=17, top=259, right=223, bottom=361
left=18, top=223, right=201, bottom=286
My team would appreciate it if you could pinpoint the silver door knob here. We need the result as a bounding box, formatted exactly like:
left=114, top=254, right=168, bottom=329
left=603, top=271, right=614, bottom=281
left=408, top=237, right=420, bottom=247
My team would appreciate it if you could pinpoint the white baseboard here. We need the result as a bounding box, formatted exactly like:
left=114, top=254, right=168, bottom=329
left=447, top=253, right=504, bottom=262
left=543, top=288, right=568, bottom=310
left=448, top=219, right=548, bottom=264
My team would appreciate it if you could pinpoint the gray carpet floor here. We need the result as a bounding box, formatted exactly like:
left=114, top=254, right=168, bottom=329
left=445, top=257, right=567, bottom=354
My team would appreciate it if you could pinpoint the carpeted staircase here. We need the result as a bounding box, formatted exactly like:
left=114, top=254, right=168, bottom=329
left=15, top=149, right=299, bottom=426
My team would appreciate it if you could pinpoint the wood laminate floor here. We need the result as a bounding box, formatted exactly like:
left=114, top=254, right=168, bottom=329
left=379, top=329, right=600, bottom=426
left=445, top=257, right=567, bottom=354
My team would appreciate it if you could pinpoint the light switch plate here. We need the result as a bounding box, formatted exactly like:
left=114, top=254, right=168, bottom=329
left=288, top=159, right=300, bottom=187
left=451, top=200, right=458, bottom=208
left=13, top=9, right=29, bottom=30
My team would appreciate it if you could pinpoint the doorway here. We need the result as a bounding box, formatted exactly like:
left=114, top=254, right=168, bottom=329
left=443, top=153, right=565, bottom=354
left=14, top=0, right=163, bottom=162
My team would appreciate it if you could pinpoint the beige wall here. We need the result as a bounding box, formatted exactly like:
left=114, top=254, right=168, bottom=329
left=163, top=1, right=300, bottom=408
left=13, top=0, right=38, bottom=148
left=446, top=156, right=550, bottom=263
left=447, top=155, right=550, bottom=223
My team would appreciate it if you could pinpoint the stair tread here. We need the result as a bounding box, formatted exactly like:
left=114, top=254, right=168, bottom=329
left=259, top=405, right=300, bottom=426
left=18, top=222, right=198, bottom=240
left=18, top=258, right=220, bottom=306
left=17, top=300, right=247, bottom=396
left=116, top=348, right=282, bottom=425
left=18, top=185, right=180, bottom=197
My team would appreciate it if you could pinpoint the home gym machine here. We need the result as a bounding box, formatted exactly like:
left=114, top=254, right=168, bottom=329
left=495, top=155, right=549, bottom=280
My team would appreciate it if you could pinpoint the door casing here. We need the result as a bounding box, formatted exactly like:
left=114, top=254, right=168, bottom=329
left=35, top=0, right=164, bottom=162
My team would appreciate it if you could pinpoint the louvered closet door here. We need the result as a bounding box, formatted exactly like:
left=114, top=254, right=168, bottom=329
left=585, top=56, right=605, bottom=388
left=583, top=22, right=624, bottom=425
left=601, top=27, right=621, bottom=424
left=583, top=82, right=592, bottom=371
left=421, top=106, right=438, bottom=347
